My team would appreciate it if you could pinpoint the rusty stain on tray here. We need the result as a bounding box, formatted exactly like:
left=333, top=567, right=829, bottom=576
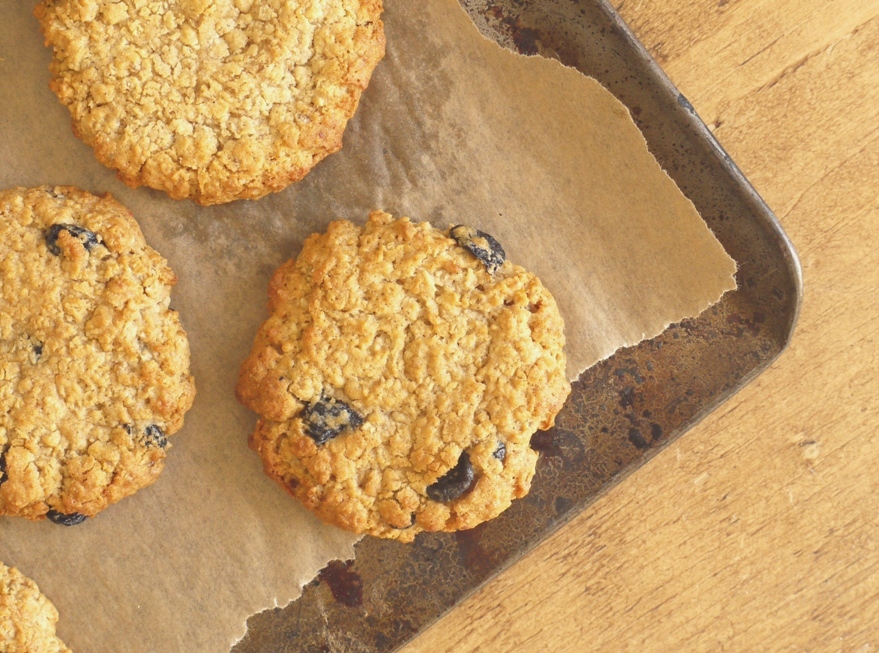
left=232, top=0, right=801, bottom=650
left=317, top=561, right=363, bottom=609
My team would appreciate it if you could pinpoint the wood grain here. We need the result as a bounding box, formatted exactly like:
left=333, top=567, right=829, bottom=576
left=403, top=0, right=879, bottom=650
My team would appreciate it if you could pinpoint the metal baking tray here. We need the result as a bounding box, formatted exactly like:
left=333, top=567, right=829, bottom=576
left=232, top=0, right=803, bottom=650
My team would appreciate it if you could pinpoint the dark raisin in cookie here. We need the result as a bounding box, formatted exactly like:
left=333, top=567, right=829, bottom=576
left=450, top=225, right=506, bottom=274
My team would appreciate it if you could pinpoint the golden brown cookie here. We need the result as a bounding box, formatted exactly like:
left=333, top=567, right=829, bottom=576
left=35, top=0, right=385, bottom=205
left=237, top=211, right=570, bottom=542
left=0, top=186, right=195, bottom=524
left=0, top=563, right=71, bottom=653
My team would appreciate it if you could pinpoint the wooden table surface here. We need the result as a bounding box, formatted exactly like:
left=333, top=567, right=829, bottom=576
left=403, top=0, right=879, bottom=650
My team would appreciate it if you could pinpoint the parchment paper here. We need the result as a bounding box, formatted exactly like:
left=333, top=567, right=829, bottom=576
left=0, top=0, right=736, bottom=651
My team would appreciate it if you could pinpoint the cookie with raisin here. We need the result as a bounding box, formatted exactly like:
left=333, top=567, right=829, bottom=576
left=237, top=211, right=569, bottom=541
left=0, top=186, right=195, bottom=522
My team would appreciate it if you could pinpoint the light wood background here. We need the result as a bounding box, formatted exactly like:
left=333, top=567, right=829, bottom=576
left=403, top=0, right=879, bottom=650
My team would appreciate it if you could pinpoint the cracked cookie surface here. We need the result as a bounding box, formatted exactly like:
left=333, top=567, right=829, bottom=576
left=237, top=211, right=570, bottom=541
left=0, top=186, right=195, bottom=521
left=0, top=563, right=71, bottom=653
left=35, top=0, right=385, bottom=205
